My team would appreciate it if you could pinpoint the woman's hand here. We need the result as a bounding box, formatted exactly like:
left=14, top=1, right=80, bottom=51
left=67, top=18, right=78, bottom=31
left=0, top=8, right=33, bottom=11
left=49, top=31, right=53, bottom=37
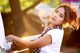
left=6, top=35, right=14, bottom=42
left=6, top=35, right=28, bottom=46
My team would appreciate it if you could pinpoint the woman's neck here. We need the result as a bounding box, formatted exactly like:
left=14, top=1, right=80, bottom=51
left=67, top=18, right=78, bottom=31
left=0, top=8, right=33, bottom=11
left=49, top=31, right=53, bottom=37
left=49, top=24, right=56, bottom=28
left=48, top=24, right=62, bottom=29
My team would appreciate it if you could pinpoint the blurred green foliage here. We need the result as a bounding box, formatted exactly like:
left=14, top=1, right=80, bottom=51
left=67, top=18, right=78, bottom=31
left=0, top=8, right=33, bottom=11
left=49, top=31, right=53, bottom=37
left=20, top=0, right=35, bottom=10
left=0, top=0, right=11, bottom=13
left=0, top=0, right=61, bottom=13
left=43, top=0, right=61, bottom=7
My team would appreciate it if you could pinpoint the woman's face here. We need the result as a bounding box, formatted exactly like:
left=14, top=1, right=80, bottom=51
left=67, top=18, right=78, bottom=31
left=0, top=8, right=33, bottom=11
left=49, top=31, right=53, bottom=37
left=50, top=7, right=65, bottom=25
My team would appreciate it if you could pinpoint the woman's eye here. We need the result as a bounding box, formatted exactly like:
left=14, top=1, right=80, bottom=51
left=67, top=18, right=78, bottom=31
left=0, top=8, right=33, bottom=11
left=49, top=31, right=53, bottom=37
left=60, top=15, right=63, bottom=18
left=60, top=14, right=64, bottom=18
left=55, top=10, right=58, bottom=13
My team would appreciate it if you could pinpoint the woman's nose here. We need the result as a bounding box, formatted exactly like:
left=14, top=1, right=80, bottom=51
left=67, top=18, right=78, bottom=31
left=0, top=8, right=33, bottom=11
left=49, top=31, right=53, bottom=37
left=54, top=16, right=57, bottom=18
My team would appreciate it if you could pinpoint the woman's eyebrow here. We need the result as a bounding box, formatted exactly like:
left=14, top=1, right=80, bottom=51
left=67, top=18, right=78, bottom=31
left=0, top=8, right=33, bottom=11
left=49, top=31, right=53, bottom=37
left=60, top=13, right=64, bottom=16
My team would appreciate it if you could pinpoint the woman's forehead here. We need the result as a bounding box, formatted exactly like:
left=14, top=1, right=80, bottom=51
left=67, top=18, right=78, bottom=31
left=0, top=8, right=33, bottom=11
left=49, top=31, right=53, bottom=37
left=57, top=7, right=65, bottom=13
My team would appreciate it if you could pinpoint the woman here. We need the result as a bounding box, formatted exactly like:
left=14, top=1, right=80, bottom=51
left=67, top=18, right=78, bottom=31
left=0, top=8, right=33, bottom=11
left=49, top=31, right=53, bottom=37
left=6, top=4, right=79, bottom=53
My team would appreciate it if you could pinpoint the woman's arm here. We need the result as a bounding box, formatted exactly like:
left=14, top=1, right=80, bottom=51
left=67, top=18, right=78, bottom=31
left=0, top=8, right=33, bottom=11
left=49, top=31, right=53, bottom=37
left=23, top=34, right=41, bottom=41
left=6, top=34, right=52, bottom=48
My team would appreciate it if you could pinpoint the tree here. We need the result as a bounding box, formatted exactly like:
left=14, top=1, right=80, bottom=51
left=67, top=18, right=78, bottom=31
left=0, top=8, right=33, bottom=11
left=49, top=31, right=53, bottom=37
left=1, top=0, right=42, bottom=37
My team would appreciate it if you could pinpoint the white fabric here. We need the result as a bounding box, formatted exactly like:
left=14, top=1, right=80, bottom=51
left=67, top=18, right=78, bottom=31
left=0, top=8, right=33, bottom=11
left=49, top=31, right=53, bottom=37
left=0, top=13, right=6, bottom=48
left=40, top=28, right=64, bottom=53
left=0, top=13, right=10, bottom=50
